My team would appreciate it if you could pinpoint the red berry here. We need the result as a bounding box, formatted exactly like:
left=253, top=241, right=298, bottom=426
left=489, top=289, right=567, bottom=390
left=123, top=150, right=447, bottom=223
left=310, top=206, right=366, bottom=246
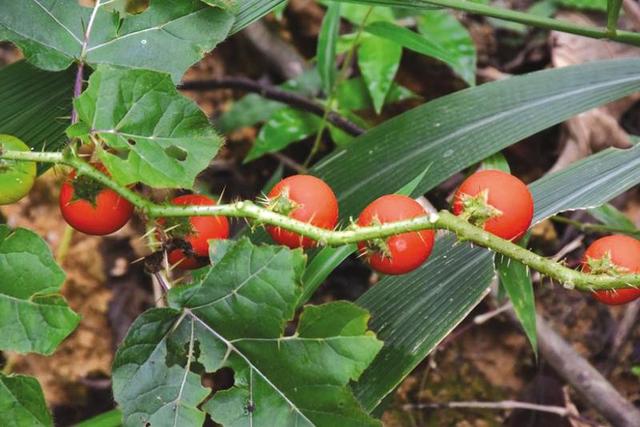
left=357, top=194, right=435, bottom=275
left=582, top=234, right=640, bottom=305
left=452, top=169, right=533, bottom=241
left=266, top=175, right=338, bottom=249
left=59, top=164, right=134, bottom=236
left=164, top=194, right=230, bottom=270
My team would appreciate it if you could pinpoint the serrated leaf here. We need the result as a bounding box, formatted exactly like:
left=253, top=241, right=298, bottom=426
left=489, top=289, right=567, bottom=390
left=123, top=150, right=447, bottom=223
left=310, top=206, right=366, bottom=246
left=245, top=108, right=322, bottom=163
left=0, top=374, right=53, bottom=427
left=0, top=226, right=79, bottom=355
left=0, top=0, right=234, bottom=83
left=358, top=34, right=402, bottom=114
left=114, top=239, right=382, bottom=426
left=112, top=309, right=209, bottom=427
left=72, top=66, right=222, bottom=189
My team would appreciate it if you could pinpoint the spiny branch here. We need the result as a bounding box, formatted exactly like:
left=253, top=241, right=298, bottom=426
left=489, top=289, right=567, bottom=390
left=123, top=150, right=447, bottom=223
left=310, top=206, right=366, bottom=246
left=2, top=148, right=640, bottom=292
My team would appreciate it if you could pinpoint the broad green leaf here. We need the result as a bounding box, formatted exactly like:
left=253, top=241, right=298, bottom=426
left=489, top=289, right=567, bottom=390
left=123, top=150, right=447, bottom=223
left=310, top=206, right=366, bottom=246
left=0, top=61, right=74, bottom=173
left=114, top=239, right=382, bottom=426
left=0, top=226, right=79, bottom=355
left=358, top=34, right=403, bottom=114
left=333, top=3, right=395, bottom=24
left=72, top=66, right=222, bottom=189
left=245, top=108, right=322, bottom=162
left=353, top=144, right=640, bottom=410
left=204, top=301, right=382, bottom=427
left=367, top=18, right=475, bottom=86
left=313, top=58, right=640, bottom=218
left=416, top=11, right=476, bottom=85
left=0, top=0, right=234, bottom=82
left=318, top=4, right=342, bottom=94
left=112, top=309, right=209, bottom=427
left=496, top=251, right=537, bottom=356
left=588, top=203, right=637, bottom=231
left=0, top=374, right=53, bottom=427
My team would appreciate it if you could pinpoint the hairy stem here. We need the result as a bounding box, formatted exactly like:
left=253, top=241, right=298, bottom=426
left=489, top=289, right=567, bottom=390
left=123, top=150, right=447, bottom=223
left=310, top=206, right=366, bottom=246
left=2, top=149, right=640, bottom=291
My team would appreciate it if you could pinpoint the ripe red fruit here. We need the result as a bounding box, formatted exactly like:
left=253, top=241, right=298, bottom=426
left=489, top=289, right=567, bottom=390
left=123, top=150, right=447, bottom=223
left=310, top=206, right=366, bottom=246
left=357, top=194, right=435, bottom=275
left=164, top=194, right=230, bottom=270
left=59, top=164, right=134, bottom=235
left=452, top=169, right=533, bottom=241
left=582, top=234, right=640, bottom=305
left=266, top=175, right=338, bottom=249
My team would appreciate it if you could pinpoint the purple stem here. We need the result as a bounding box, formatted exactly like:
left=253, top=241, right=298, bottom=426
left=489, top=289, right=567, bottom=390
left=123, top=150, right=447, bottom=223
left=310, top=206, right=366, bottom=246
left=70, top=61, right=84, bottom=124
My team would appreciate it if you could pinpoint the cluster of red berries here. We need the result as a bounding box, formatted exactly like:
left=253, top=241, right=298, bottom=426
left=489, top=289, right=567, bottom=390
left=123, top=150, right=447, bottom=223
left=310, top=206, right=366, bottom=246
left=58, top=165, right=640, bottom=305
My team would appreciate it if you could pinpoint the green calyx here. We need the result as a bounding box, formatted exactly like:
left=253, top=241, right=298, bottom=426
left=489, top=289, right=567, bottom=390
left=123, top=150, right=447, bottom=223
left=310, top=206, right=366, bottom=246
left=71, top=173, right=106, bottom=206
left=585, top=252, right=628, bottom=276
left=362, top=217, right=392, bottom=259
left=161, top=216, right=194, bottom=238
left=458, top=190, right=503, bottom=228
left=266, top=188, right=299, bottom=216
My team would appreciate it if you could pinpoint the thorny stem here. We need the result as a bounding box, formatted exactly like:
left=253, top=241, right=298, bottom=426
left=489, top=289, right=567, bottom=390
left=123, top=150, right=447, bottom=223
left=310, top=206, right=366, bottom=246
left=2, top=149, right=640, bottom=292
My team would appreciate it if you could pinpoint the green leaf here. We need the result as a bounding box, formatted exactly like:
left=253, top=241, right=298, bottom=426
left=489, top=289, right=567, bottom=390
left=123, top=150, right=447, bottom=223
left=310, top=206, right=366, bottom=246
left=333, top=3, right=395, bottom=24
left=588, top=203, right=637, bottom=231
left=114, top=239, right=382, bottom=426
left=216, top=70, right=322, bottom=133
left=0, top=61, right=74, bottom=173
left=232, top=0, right=288, bottom=33
left=0, top=226, right=79, bottom=355
left=112, top=308, right=209, bottom=427
left=480, top=152, right=510, bottom=173
left=318, top=4, right=342, bottom=94
left=245, top=108, right=322, bottom=162
left=496, top=251, right=537, bottom=356
left=416, top=11, right=476, bottom=85
left=72, top=66, right=222, bottom=189
left=300, top=245, right=357, bottom=305
left=554, top=0, right=607, bottom=11
left=607, top=0, right=623, bottom=34
left=366, top=18, right=475, bottom=86
left=0, top=374, right=53, bottom=427
left=0, top=0, right=234, bottom=83
left=353, top=144, right=640, bottom=411
left=74, top=409, right=123, bottom=427
left=335, top=77, right=417, bottom=112
left=358, top=34, right=402, bottom=114
left=313, top=58, right=640, bottom=218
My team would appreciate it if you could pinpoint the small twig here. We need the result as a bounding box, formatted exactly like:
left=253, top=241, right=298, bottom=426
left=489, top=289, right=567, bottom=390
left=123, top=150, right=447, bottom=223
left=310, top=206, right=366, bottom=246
left=268, top=152, right=308, bottom=174
left=56, top=224, right=75, bottom=264
left=473, top=302, right=513, bottom=324
left=604, top=298, right=640, bottom=375
left=402, top=400, right=598, bottom=426
left=178, top=77, right=364, bottom=137
left=404, top=400, right=568, bottom=417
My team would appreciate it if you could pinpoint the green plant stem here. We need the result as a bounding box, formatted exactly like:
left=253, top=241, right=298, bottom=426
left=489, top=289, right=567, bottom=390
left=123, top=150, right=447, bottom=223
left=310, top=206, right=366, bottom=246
left=56, top=224, right=74, bottom=263
left=332, top=0, right=640, bottom=46
left=304, top=6, right=374, bottom=167
left=2, top=149, right=640, bottom=291
left=551, top=215, right=640, bottom=238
